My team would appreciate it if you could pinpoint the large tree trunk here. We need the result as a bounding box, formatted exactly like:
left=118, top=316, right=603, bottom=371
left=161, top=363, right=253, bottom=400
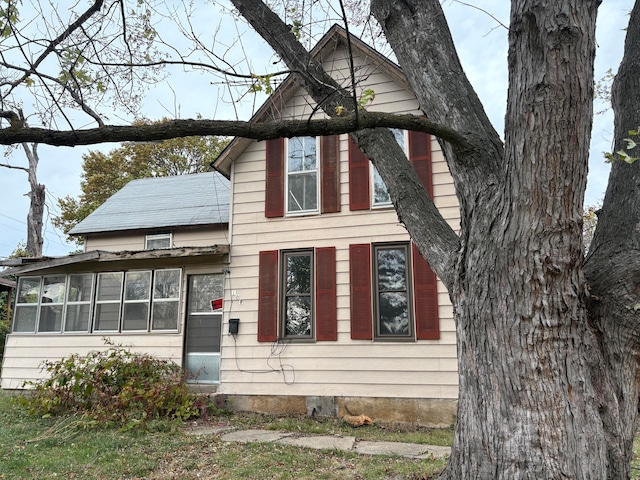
left=23, top=143, right=44, bottom=257
left=443, top=1, right=612, bottom=477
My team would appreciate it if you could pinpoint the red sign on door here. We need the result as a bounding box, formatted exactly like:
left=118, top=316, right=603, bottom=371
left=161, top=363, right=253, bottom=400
left=211, top=298, right=223, bottom=311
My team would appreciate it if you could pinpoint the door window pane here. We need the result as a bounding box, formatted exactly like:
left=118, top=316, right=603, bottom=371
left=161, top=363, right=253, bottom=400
left=187, top=274, right=223, bottom=313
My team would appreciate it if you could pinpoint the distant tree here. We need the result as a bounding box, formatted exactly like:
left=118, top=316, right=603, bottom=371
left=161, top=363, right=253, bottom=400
left=52, top=125, right=228, bottom=243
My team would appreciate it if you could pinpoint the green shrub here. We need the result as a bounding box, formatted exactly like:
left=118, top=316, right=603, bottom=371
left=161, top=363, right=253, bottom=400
left=18, top=344, right=204, bottom=430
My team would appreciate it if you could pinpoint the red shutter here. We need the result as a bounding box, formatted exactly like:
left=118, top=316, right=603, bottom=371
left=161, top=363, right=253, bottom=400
left=348, top=137, right=370, bottom=211
left=265, top=138, right=285, bottom=217
left=258, top=250, right=279, bottom=342
left=408, top=131, right=433, bottom=197
left=349, top=244, right=373, bottom=340
left=315, top=247, right=337, bottom=341
left=321, top=136, right=340, bottom=214
left=412, top=243, right=439, bottom=340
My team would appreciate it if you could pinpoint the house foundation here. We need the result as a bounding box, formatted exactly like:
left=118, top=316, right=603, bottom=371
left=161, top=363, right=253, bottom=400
left=216, top=394, right=457, bottom=428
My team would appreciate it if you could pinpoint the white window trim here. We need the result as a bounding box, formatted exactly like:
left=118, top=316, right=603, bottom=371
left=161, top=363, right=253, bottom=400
left=285, top=136, right=320, bottom=216
left=93, top=271, right=124, bottom=332
left=145, top=232, right=172, bottom=250
left=122, top=270, right=152, bottom=332
left=63, top=273, right=95, bottom=333
left=150, top=268, right=182, bottom=331
left=11, top=269, right=183, bottom=335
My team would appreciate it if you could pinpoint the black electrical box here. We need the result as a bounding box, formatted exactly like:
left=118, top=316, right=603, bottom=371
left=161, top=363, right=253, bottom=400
left=229, top=318, right=240, bottom=334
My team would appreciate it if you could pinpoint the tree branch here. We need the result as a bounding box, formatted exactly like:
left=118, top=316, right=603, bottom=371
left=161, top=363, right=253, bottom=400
left=0, top=112, right=471, bottom=148
left=0, top=162, right=28, bottom=172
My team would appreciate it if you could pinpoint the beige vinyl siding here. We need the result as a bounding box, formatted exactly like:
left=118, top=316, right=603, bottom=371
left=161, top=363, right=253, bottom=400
left=85, top=233, right=144, bottom=251
left=1, top=333, right=184, bottom=389
left=84, top=228, right=228, bottom=252
left=219, top=48, right=460, bottom=400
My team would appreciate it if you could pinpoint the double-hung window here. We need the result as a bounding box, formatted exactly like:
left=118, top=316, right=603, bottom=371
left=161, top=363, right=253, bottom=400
left=286, top=136, right=319, bottom=214
left=282, top=250, right=314, bottom=338
left=64, top=273, right=94, bottom=332
left=13, top=277, right=42, bottom=332
left=372, top=129, right=407, bottom=207
left=122, top=271, right=152, bottom=331
left=94, top=272, right=124, bottom=331
left=257, top=248, right=337, bottom=343
left=350, top=242, right=439, bottom=342
left=151, top=269, right=181, bottom=330
left=373, top=244, right=412, bottom=339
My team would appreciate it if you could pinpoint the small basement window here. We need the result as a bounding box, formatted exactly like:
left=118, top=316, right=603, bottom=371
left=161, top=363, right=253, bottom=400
left=145, top=232, right=172, bottom=250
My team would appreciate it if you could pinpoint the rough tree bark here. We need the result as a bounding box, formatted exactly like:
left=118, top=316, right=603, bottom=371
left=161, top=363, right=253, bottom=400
left=22, top=143, right=44, bottom=257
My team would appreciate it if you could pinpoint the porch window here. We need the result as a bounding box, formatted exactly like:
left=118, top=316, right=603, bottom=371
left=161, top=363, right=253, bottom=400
left=151, top=269, right=181, bottom=330
left=11, top=269, right=182, bottom=335
left=13, top=277, right=41, bottom=332
left=94, top=272, right=124, bottom=331
left=37, top=275, right=66, bottom=332
left=122, top=271, right=152, bottom=331
left=64, top=273, right=94, bottom=332
left=286, top=136, right=319, bottom=214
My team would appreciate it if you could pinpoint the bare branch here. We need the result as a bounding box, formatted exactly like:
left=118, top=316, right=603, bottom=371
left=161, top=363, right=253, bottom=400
left=0, top=162, right=28, bottom=172
left=0, top=112, right=472, bottom=148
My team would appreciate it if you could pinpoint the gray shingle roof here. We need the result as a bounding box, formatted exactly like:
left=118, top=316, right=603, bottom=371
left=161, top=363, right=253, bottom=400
left=69, top=172, right=230, bottom=235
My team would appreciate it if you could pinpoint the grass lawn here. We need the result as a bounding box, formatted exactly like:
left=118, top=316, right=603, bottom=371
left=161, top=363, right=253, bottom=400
left=0, top=391, right=450, bottom=479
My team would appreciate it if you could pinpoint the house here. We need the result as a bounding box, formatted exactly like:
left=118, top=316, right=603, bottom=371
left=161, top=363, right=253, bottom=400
left=1, top=172, right=231, bottom=387
left=1, top=25, right=460, bottom=425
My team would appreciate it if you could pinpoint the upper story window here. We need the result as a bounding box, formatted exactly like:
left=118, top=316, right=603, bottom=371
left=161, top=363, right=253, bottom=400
left=146, top=232, right=172, bottom=250
left=349, top=130, right=433, bottom=212
left=372, top=129, right=407, bottom=208
left=286, top=137, right=319, bottom=215
left=264, top=136, right=339, bottom=218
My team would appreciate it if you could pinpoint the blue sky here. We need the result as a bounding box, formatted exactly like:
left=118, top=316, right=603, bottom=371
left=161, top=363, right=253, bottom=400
left=0, top=0, right=632, bottom=258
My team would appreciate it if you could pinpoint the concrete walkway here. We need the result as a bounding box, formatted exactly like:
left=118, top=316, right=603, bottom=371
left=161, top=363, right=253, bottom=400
left=186, top=426, right=451, bottom=459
